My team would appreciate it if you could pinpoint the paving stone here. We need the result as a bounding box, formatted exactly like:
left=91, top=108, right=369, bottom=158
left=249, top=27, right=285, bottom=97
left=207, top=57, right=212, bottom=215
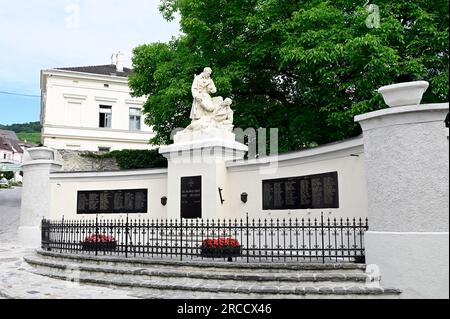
left=332, top=287, right=347, bottom=295
left=299, top=274, right=316, bottom=281
left=294, top=287, right=306, bottom=294
left=318, top=287, right=334, bottom=294
left=304, top=286, right=319, bottom=294
left=0, top=240, right=401, bottom=299
left=346, top=286, right=366, bottom=294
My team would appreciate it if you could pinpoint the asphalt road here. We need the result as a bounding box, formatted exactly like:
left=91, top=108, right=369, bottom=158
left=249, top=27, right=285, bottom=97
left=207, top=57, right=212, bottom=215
left=0, top=188, right=21, bottom=243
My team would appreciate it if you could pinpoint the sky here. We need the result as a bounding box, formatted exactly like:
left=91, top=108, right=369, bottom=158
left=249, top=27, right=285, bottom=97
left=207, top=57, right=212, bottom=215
left=0, top=0, right=180, bottom=125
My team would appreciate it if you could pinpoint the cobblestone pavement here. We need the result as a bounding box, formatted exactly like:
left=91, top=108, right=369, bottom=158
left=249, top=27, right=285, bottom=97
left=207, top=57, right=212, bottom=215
left=0, top=187, right=21, bottom=243
left=0, top=242, right=141, bottom=299
left=0, top=188, right=140, bottom=299
left=0, top=189, right=236, bottom=299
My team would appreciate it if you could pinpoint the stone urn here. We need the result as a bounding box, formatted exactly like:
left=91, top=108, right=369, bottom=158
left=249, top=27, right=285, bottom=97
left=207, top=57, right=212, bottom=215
left=26, top=147, right=55, bottom=160
left=378, top=81, right=429, bottom=107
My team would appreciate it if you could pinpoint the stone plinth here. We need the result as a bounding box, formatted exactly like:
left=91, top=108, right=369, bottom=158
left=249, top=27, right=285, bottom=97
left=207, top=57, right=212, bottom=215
left=355, top=101, right=449, bottom=298
left=19, top=149, right=62, bottom=248
left=160, top=131, right=247, bottom=220
left=173, top=125, right=235, bottom=144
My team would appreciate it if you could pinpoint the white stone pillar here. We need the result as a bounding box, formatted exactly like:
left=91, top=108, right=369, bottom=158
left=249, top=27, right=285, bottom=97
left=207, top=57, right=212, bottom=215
left=18, top=147, right=62, bottom=247
left=160, top=137, right=247, bottom=220
left=355, top=82, right=449, bottom=298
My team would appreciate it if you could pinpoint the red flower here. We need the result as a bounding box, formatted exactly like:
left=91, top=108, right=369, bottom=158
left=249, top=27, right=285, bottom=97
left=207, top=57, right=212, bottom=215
left=201, top=238, right=240, bottom=248
left=81, top=234, right=116, bottom=244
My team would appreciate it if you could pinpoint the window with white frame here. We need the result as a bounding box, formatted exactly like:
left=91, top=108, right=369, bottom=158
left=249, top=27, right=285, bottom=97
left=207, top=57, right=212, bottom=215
left=98, top=147, right=111, bottom=152
left=129, top=108, right=141, bottom=131
left=99, top=105, right=112, bottom=128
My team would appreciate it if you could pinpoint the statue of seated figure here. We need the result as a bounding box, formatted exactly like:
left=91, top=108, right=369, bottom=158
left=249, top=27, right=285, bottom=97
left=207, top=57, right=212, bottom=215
left=214, top=98, right=234, bottom=130
left=185, top=67, right=234, bottom=132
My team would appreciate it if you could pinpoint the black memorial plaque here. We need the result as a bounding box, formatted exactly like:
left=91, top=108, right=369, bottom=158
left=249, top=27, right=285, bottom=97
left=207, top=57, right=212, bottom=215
left=77, top=189, right=148, bottom=214
left=262, top=172, right=339, bottom=210
left=181, top=176, right=202, bottom=218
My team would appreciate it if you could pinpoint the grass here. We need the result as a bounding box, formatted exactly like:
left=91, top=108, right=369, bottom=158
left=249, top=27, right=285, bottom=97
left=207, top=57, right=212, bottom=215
left=16, top=132, right=41, bottom=145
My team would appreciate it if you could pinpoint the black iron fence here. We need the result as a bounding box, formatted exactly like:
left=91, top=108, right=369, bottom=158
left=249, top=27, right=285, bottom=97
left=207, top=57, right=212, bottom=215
left=41, top=213, right=368, bottom=263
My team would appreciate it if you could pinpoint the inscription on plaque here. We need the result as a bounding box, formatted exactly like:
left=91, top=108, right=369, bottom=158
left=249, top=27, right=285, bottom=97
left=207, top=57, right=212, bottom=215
left=262, top=172, right=339, bottom=210
left=77, top=189, right=148, bottom=214
left=181, top=176, right=202, bottom=219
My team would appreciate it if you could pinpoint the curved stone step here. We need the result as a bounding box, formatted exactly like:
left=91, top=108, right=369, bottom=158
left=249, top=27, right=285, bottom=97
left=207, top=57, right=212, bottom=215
left=25, top=251, right=402, bottom=298
left=26, top=266, right=400, bottom=299
left=35, top=249, right=367, bottom=273
left=24, top=255, right=369, bottom=285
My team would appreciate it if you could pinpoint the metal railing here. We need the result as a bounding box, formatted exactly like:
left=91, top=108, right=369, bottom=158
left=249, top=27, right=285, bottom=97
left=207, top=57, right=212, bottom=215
left=41, top=213, right=368, bottom=263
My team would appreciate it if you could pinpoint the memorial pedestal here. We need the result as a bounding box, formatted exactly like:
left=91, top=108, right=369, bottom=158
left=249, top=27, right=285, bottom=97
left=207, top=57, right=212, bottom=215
left=355, top=99, right=449, bottom=298
left=19, top=150, right=62, bottom=248
left=159, top=135, right=247, bottom=220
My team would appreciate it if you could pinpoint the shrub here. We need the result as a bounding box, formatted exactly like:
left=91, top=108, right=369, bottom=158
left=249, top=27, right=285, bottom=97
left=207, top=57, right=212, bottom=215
left=2, top=171, right=14, bottom=180
left=81, top=149, right=167, bottom=170
left=111, top=149, right=167, bottom=170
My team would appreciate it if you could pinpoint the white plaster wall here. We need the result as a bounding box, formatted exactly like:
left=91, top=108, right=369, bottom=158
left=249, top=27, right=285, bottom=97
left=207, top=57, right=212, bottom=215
left=227, top=139, right=368, bottom=220
left=41, top=71, right=154, bottom=151
left=0, top=151, right=22, bottom=164
left=365, top=231, right=449, bottom=299
left=357, top=104, right=449, bottom=232
left=49, top=169, right=168, bottom=220
left=19, top=160, right=63, bottom=247
left=13, top=152, right=23, bottom=163
left=166, top=158, right=232, bottom=220
left=0, top=150, right=13, bottom=161
left=356, top=102, right=449, bottom=299
left=47, top=137, right=368, bottom=222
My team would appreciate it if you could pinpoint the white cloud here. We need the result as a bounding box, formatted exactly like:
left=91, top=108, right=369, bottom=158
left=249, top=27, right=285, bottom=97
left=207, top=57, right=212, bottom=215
left=0, top=0, right=180, bottom=92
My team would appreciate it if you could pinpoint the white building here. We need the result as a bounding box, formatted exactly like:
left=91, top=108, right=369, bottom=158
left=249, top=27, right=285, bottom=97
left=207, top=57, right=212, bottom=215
left=0, top=130, right=29, bottom=181
left=0, top=130, right=24, bottom=164
left=40, top=52, right=155, bottom=152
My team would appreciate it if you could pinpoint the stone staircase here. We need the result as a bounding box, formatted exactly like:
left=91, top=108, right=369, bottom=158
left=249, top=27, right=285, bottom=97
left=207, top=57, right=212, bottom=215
left=23, top=249, right=401, bottom=299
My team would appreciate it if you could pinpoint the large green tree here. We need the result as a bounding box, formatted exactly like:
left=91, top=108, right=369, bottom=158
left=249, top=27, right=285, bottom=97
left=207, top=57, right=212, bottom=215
left=129, top=0, right=448, bottom=152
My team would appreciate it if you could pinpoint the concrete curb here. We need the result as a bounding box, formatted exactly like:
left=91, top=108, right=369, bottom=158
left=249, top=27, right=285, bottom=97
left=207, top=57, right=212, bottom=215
left=36, top=249, right=367, bottom=271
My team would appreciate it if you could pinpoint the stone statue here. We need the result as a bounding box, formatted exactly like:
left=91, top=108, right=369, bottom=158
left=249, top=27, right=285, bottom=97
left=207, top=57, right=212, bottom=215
left=175, top=67, right=235, bottom=142
left=190, top=67, right=217, bottom=120
left=214, top=98, right=233, bottom=128
left=185, top=67, right=235, bottom=132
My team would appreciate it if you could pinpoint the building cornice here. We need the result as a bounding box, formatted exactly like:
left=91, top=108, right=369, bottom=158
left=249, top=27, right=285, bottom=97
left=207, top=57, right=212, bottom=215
left=43, top=124, right=153, bottom=135
left=42, top=69, right=130, bottom=84
left=95, top=96, right=118, bottom=103
left=63, top=93, right=88, bottom=101
left=42, top=134, right=153, bottom=144
left=49, top=168, right=168, bottom=181
left=226, top=136, right=364, bottom=170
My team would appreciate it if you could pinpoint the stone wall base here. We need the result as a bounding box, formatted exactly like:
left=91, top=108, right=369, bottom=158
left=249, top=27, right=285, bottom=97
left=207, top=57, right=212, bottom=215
left=18, top=226, right=41, bottom=248
left=365, top=231, right=449, bottom=298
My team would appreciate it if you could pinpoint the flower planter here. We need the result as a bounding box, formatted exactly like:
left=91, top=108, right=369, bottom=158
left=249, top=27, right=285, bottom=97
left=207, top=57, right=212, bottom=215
left=200, top=246, right=242, bottom=260
left=26, top=147, right=54, bottom=160
left=81, top=242, right=117, bottom=252
left=377, top=81, right=429, bottom=107
left=81, top=234, right=117, bottom=252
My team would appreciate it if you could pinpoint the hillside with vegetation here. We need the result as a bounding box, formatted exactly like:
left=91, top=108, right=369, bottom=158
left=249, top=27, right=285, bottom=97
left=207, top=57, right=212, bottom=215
left=0, top=121, right=41, bottom=144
